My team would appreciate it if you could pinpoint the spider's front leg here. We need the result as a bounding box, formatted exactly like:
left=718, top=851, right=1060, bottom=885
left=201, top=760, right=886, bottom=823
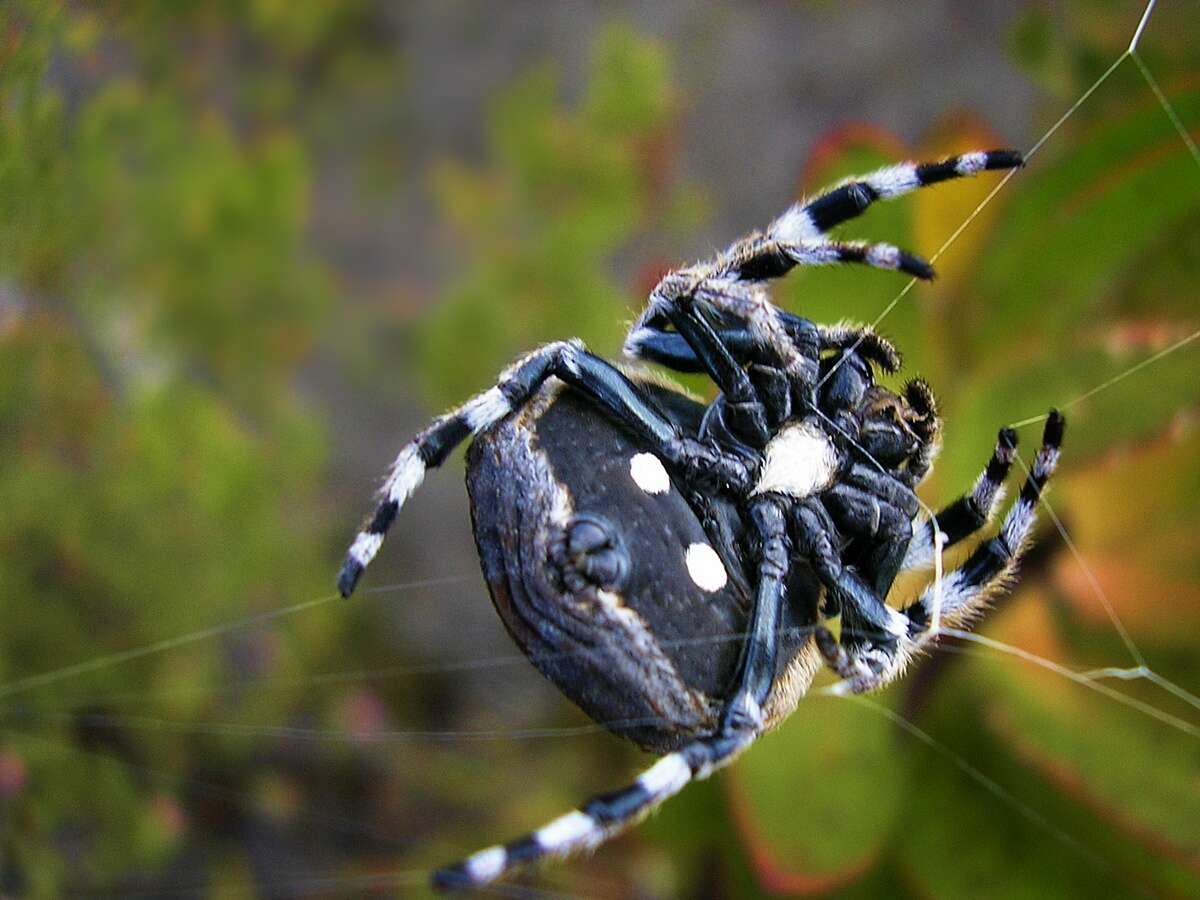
left=814, top=412, right=1064, bottom=695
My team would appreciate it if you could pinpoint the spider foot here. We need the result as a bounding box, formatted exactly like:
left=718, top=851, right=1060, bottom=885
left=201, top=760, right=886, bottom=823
left=814, top=626, right=885, bottom=693
left=549, top=514, right=629, bottom=593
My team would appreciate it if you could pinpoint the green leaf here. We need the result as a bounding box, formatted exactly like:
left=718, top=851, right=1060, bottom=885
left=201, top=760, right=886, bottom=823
left=970, top=79, right=1200, bottom=359
left=726, top=693, right=904, bottom=889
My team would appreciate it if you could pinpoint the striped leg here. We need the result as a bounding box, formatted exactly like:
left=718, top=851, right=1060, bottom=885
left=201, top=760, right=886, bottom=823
left=821, top=411, right=1064, bottom=695
left=338, top=340, right=754, bottom=598
left=900, top=425, right=1019, bottom=574
left=769, top=149, right=1023, bottom=243
left=725, top=237, right=935, bottom=282
left=627, top=149, right=1021, bottom=394
left=432, top=729, right=754, bottom=891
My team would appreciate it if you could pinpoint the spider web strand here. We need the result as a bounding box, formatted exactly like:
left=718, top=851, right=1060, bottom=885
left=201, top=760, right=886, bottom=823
left=939, top=628, right=1199, bottom=738
left=1007, top=326, right=1200, bottom=429
left=1131, top=50, right=1200, bottom=170
left=828, top=694, right=1119, bottom=878
left=0, top=575, right=471, bottom=702
left=1013, top=451, right=1146, bottom=668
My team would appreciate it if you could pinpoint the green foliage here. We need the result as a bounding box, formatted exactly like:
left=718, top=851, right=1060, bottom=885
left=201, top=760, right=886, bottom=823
left=0, top=1, right=336, bottom=889
left=418, top=24, right=699, bottom=405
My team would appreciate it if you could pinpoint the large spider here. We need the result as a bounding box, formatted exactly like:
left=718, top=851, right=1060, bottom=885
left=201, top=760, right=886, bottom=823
left=337, top=149, right=1064, bottom=891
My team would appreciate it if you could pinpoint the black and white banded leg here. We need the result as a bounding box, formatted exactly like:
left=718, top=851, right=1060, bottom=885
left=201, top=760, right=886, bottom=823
left=432, top=729, right=754, bottom=891
left=725, top=237, right=936, bottom=283
left=899, top=425, right=1018, bottom=574
left=819, top=412, right=1064, bottom=695
left=769, top=149, right=1023, bottom=244
left=338, top=340, right=755, bottom=597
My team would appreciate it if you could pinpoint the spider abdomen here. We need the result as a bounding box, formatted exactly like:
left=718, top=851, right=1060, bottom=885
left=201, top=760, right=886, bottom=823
left=466, top=378, right=818, bottom=753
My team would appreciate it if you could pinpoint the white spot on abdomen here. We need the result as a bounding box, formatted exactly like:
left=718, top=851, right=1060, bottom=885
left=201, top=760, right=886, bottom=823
left=751, top=420, right=840, bottom=498
left=685, top=542, right=728, bottom=592
left=629, top=452, right=670, bottom=494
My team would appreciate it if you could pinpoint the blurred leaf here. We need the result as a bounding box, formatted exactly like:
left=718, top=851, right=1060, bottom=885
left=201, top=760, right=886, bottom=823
left=960, top=599, right=1200, bottom=893
left=938, top=335, right=1199, bottom=486
left=1050, top=425, right=1200, bottom=637
left=970, top=80, right=1200, bottom=359
left=725, top=695, right=903, bottom=891
left=419, top=25, right=693, bottom=405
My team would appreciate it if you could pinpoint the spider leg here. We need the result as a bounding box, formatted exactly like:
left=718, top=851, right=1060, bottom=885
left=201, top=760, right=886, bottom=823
left=656, top=285, right=774, bottom=444
left=820, top=412, right=1064, bottom=695
left=718, top=235, right=935, bottom=282
left=432, top=728, right=756, bottom=891
left=337, top=340, right=755, bottom=597
left=816, top=321, right=904, bottom=374
left=720, top=495, right=792, bottom=732
left=790, top=498, right=905, bottom=652
left=823, top=477, right=915, bottom=598
left=900, top=425, right=1018, bottom=574
left=770, top=149, right=1023, bottom=243
left=625, top=314, right=904, bottom=381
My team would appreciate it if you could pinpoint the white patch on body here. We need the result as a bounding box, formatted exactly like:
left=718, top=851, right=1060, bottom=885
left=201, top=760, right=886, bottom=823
left=751, top=420, right=840, bottom=498
left=462, top=386, right=511, bottom=432
left=865, top=163, right=919, bottom=198
left=463, top=845, right=507, bottom=882
left=637, top=753, right=691, bottom=796
left=383, top=443, right=426, bottom=505
left=348, top=531, right=383, bottom=567
left=629, top=452, right=670, bottom=495
left=865, top=243, right=901, bottom=269
left=769, top=203, right=821, bottom=242
left=685, top=542, right=728, bottom=592
left=955, top=152, right=988, bottom=175
left=535, top=810, right=597, bottom=851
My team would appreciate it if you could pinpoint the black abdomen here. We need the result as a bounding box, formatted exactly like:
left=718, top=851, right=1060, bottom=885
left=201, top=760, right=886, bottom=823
left=466, top=379, right=815, bottom=753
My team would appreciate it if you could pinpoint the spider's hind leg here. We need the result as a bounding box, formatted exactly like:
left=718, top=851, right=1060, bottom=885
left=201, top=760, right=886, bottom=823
left=432, top=728, right=756, bottom=891
left=338, top=340, right=757, bottom=597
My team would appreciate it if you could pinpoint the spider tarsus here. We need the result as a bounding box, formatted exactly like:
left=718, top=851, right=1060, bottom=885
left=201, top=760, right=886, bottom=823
left=904, top=378, right=936, bottom=411
left=998, top=426, right=1018, bottom=450
left=854, top=333, right=902, bottom=373
left=1044, top=409, right=1066, bottom=447
left=988, top=148, right=1025, bottom=169
left=900, top=251, right=936, bottom=280
left=430, top=865, right=471, bottom=892
left=336, top=558, right=363, bottom=599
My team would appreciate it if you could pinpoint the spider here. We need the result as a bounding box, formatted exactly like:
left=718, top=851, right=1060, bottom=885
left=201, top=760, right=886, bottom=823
left=337, top=148, right=1065, bottom=891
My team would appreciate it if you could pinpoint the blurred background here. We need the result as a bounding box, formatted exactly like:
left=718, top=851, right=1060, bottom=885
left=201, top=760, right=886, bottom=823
left=1, top=1, right=1198, bottom=897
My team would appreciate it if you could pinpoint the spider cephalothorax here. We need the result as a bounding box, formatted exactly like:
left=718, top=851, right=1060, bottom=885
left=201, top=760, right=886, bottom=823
left=337, top=149, right=1064, bottom=891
